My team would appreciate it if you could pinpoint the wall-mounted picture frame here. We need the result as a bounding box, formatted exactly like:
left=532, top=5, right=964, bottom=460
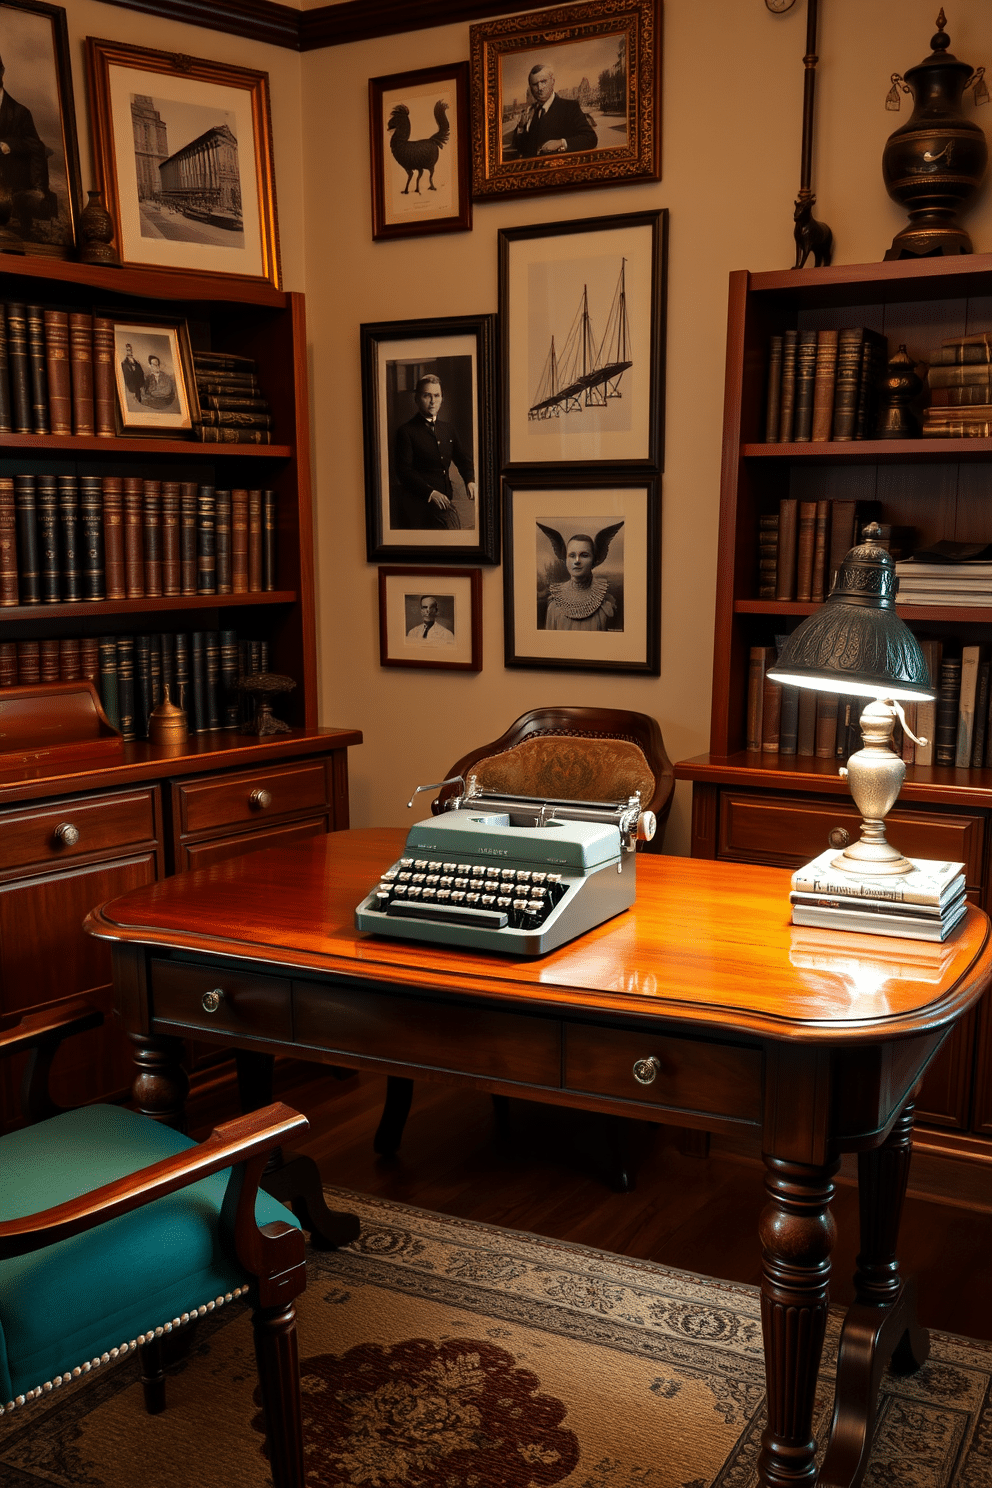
left=369, top=62, right=471, bottom=242
left=500, top=209, right=666, bottom=473
left=361, top=313, right=500, bottom=565
left=0, top=0, right=83, bottom=259
left=503, top=474, right=660, bottom=674
left=85, top=37, right=280, bottom=287
left=470, top=0, right=661, bottom=201
left=112, top=317, right=198, bottom=434
left=379, top=566, right=482, bottom=671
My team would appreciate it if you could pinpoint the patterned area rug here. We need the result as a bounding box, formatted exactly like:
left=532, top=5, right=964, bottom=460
left=3, top=1187, right=992, bottom=1487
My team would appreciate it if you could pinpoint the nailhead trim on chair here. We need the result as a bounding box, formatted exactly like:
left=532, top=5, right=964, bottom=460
left=0, top=1284, right=250, bottom=1415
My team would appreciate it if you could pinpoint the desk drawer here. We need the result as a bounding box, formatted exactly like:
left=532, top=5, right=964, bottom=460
left=0, top=789, right=157, bottom=875
left=151, top=959, right=292, bottom=1039
left=176, top=761, right=328, bottom=838
left=564, top=1024, right=763, bottom=1123
left=294, top=982, right=560, bottom=1086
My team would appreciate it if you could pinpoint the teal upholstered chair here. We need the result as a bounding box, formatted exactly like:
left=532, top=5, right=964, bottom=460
left=0, top=1001, right=309, bottom=1487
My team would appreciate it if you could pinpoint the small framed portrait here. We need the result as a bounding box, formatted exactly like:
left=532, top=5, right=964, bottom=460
left=500, top=209, right=667, bottom=473
left=112, top=319, right=198, bottom=434
left=470, top=0, right=661, bottom=201
left=0, top=1, right=83, bottom=258
left=369, top=63, right=471, bottom=242
left=503, top=475, right=660, bottom=674
left=379, top=567, right=482, bottom=671
left=361, top=313, right=499, bottom=565
left=85, top=37, right=280, bottom=286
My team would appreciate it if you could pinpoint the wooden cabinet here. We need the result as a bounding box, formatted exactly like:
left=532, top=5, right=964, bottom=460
left=675, top=252, right=992, bottom=1164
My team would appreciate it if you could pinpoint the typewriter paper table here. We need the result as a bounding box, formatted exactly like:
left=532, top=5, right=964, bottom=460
left=87, top=827, right=992, bottom=1488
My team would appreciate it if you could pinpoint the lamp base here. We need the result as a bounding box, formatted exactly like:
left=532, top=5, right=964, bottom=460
left=833, top=698, right=917, bottom=877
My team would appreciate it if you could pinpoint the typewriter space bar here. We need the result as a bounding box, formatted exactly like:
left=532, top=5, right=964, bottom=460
left=387, top=901, right=509, bottom=930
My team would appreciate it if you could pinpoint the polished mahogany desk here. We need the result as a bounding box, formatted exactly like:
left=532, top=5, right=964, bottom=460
left=86, top=828, right=992, bottom=1488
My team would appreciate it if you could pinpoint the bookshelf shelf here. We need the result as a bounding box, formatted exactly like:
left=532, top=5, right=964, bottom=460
left=742, top=438, right=992, bottom=462
left=0, top=434, right=292, bottom=458
left=734, top=599, right=992, bottom=623
left=0, top=590, right=297, bottom=622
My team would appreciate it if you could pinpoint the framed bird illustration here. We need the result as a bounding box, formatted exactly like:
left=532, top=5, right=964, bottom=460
left=369, top=63, right=472, bottom=241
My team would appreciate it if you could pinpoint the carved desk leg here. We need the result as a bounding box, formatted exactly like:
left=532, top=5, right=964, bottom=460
left=758, top=1153, right=839, bottom=1488
left=818, top=1098, right=928, bottom=1488
left=128, top=1033, right=189, bottom=1130
left=252, top=1300, right=305, bottom=1488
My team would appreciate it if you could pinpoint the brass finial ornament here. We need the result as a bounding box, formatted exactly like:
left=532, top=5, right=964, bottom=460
left=883, top=11, right=989, bottom=259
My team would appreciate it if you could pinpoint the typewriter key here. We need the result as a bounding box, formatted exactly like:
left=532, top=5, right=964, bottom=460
left=407, top=886, right=422, bottom=898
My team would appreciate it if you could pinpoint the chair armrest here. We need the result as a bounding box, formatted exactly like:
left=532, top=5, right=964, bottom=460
left=0, top=1001, right=103, bottom=1057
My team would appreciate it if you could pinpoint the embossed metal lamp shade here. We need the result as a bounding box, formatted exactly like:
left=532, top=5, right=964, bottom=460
left=768, top=526, right=935, bottom=877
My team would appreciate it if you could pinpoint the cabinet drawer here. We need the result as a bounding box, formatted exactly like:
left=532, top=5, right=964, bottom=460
left=181, top=817, right=327, bottom=872
left=718, top=792, right=985, bottom=886
left=151, top=959, right=292, bottom=1039
left=0, top=789, right=157, bottom=875
left=564, top=1024, right=763, bottom=1123
left=176, top=761, right=329, bottom=838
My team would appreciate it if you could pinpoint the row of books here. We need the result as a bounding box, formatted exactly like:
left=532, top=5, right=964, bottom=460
left=759, top=498, right=884, bottom=602
left=764, top=327, right=887, bottom=444
left=748, top=644, right=877, bottom=762
left=790, top=849, right=967, bottom=942
left=0, top=477, right=278, bottom=606
left=894, top=558, right=992, bottom=607
left=192, top=350, right=273, bottom=445
left=924, top=332, right=992, bottom=438
left=0, top=302, right=115, bottom=438
left=0, top=629, right=272, bottom=741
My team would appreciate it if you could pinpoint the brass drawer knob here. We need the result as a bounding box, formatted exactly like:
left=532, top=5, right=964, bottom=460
left=201, top=988, right=224, bottom=1013
left=632, top=1056, right=661, bottom=1086
left=52, top=822, right=80, bottom=847
left=249, top=788, right=273, bottom=810
left=828, top=827, right=851, bottom=849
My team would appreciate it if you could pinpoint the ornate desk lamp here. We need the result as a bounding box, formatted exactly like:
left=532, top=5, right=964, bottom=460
left=767, top=524, right=936, bottom=877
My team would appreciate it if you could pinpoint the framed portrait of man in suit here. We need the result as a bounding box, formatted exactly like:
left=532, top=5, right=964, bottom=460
left=470, top=0, right=660, bottom=201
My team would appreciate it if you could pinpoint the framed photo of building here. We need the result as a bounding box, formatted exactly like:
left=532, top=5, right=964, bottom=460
left=369, top=63, right=471, bottom=242
left=379, top=567, right=482, bottom=671
left=85, top=37, right=280, bottom=286
left=500, top=209, right=666, bottom=473
left=470, top=0, right=661, bottom=201
left=503, top=475, right=660, bottom=674
left=112, top=318, right=198, bottom=434
left=361, top=313, right=500, bottom=565
left=0, top=1, right=83, bottom=259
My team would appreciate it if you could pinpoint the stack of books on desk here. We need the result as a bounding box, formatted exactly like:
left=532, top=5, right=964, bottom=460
left=790, top=850, right=967, bottom=941
left=895, top=556, right=992, bottom=607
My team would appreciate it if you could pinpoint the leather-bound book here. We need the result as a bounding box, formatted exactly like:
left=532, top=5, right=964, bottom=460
left=78, top=475, right=105, bottom=601
left=814, top=693, right=839, bottom=758
left=161, top=482, right=181, bottom=595
left=0, top=641, right=16, bottom=686
left=193, top=350, right=257, bottom=374
left=832, top=328, right=864, bottom=441
left=761, top=670, right=782, bottom=753
left=811, top=329, right=838, bottom=442
left=190, top=631, right=207, bottom=733
left=220, top=627, right=239, bottom=727
left=827, top=499, right=881, bottom=594
left=0, top=305, right=11, bottom=433
left=0, top=477, right=17, bottom=607
left=779, top=685, right=799, bottom=755
left=746, top=645, right=772, bottom=752
left=214, top=488, right=232, bottom=594
left=92, top=317, right=116, bottom=437
left=57, top=475, right=81, bottom=603
left=142, top=480, right=162, bottom=597
left=17, top=639, right=40, bottom=684
left=248, top=489, right=262, bottom=591
left=259, top=639, right=270, bottom=672
left=123, top=477, right=145, bottom=598
left=810, top=500, right=830, bottom=603
left=14, top=474, right=39, bottom=605
left=197, top=409, right=273, bottom=428
left=173, top=631, right=190, bottom=719
left=795, top=501, right=817, bottom=603
left=135, top=634, right=152, bottom=739
left=778, top=330, right=798, bottom=442
left=202, top=395, right=269, bottom=413
left=796, top=688, right=818, bottom=756
left=856, top=330, right=888, bottom=439
left=775, top=498, right=798, bottom=601
left=160, top=631, right=174, bottom=708
left=205, top=630, right=221, bottom=729
left=6, top=303, right=32, bottom=433
left=935, top=657, right=962, bottom=766
left=792, top=330, right=819, bottom=442
left=80, top=636, right=99, bottom=683
left=39, top=638, right=59, bottom=682
left=69, top=311, right=94, bottom=436
left=97, top=636, right=119, bottom=729
left=149, top=632, right=162, bottom=709
left=36, top=474, right=60, bottom=603
left=26, top=305, right=48, bottom=434
left=44, top=310, right=71, bottom=435
left=59, top=637, right=81, bottom=681
left=195, top=426, right=272, bottom=444
left=263, top=490, right=277, bottom=590
left=955, top=645, right=981, bottom=767
left=100, top=476, right=125, bottom=600
left=196, top=486, right=216, bottom=595
left=972, top=662, right=990, bottom=769
left=180, top=483, right=198, bottom=594
left=196, top=374, right=260, bottom=395
left=765, top=334, right=783, bottom=442
left=230, top=488, right=248, bottom=592
left=116, top=634, right=136, bottom=741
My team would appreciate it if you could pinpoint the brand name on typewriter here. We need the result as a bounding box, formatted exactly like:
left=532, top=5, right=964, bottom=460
left=478, top=847, right=510, bottom=856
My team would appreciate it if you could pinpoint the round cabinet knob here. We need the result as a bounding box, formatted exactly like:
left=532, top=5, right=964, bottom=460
left=52, top=822, right=80, bottom=847
left=632, top=1055, right=661, bottom=1086
left=201, top=988, right=224, bottom=1014
left=249, top=788, right=273, bottom=810
left=828, top=827, right=851, bottom=849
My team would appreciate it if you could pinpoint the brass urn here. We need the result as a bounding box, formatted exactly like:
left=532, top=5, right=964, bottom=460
left=883, top=10, right=989, bottom=259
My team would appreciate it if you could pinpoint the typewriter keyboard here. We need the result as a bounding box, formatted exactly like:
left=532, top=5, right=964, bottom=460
left=368, top=856, right=568, bottom=931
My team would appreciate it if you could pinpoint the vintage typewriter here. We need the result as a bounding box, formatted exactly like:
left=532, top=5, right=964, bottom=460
left=355, top=776, right=656, bottom=956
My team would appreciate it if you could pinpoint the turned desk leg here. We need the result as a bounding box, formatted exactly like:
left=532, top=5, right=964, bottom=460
left=252, top=1300, right=305, bottom=1488
left=758, top=1153, right=839, bottom=1488
left=129, top=1033, right=189, bottom=1130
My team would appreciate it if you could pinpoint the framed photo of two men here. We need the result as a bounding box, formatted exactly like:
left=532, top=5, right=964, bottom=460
left=361, top=314, right=500, bottom=565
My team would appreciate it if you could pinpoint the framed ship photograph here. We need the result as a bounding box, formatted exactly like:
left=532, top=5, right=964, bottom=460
left=85, top=37, right=280, bottom=286
left=470, top=0, right=661, bottom=201
left=112, top=317, right=198, bottom=434
left=499, top=209, right=667, bottom=472
left=361, top=313, right=500, bottom=565
left=369, top=63, right=471, bottom=242
left=379, top=566, right=482, bottom=671
left=503, top=474, right=660, bottom=674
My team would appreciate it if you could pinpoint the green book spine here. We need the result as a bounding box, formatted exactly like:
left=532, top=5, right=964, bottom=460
left=98, top=635, right=119, bottom=731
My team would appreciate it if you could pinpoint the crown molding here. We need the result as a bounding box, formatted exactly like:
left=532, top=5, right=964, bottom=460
left=97, top=0, right=302, bottom=49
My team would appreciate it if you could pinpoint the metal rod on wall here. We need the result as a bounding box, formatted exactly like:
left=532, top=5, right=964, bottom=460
left=791, top=0, right=833, bottom=267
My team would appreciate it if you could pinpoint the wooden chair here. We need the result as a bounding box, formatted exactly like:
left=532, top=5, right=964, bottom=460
left=0, top=1002, right=309, bottom=1488
left=374, top=706, right=676, bottom=1188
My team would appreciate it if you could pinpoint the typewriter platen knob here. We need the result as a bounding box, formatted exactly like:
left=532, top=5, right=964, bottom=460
left=632, top=1055, right=661, bottom=1086
left=637, top=811, right=657, bottom=843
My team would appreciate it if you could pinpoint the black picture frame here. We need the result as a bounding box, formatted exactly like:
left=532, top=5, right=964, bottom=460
left=111, top=315, right=199, bottom=435
left=361, top=313, right=500, bottom=565
left=503, top=472, right=660, bottom=674
left=499, top=208, right=667, bottom=473
left=369, top=63, right=472, bottom=242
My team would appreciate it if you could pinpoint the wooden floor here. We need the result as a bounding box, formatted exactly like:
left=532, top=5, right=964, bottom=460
left=189, top=1059, right=992, bottom=1344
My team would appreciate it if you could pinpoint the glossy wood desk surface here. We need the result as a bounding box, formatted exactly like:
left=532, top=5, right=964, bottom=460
left=89, top=827, right=992, bottom=1045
